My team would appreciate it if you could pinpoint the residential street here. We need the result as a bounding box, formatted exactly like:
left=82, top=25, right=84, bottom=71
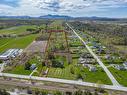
left=66, top=23, right=120, bottom=86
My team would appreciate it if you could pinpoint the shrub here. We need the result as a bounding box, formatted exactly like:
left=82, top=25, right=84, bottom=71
left=24, top=62, right=31, bottom=70
left=70, top=66, right=75, bottom=74
left=52, top=60, right=64, bottom=68
left=0, top=60, right=2, bottom=63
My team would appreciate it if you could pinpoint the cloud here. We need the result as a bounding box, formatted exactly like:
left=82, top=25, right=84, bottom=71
left=0, top=0, right=127, bottom=17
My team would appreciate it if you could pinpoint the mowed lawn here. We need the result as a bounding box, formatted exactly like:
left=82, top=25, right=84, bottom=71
left=81, top=68, right=112, bottom=85
left=0, top=34, right=38, bottom=52
left=5, top=65, right=32, bottom=75
left=0, top=25, right=36, bottom=35
left=0, top=38, right=12, bottom=46
left=109, top=67, right=127, bottom=87
left=4, top=55, right=41, bottom=75
left=47, top=66, right=76, bottom=80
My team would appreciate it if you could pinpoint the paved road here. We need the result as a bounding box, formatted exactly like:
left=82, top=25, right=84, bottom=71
left=0, top=63, right=5, bottom=73
left=66, top=23, right=120, bottom=86
left=0, top=78, right=76, bottom=92
left=0, top=73, right=127, bottom=92
left=29, top=67, right=38, bottom=77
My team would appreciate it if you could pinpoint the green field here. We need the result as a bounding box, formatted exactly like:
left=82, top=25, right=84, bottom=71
left=81, top=67, right=112, bottom=85
left=5, top=65, right=32, bottom=75
left=4, top=56, right=41, bottom=75
left=40, top=58, right=112, bottom=85
left=46, top=65, right=112, bottom=85
left=109, top=67, right=127, bottom=86
left=0, top=25, right=36, bottom=35
left=0, top=34, right=38, bottom=52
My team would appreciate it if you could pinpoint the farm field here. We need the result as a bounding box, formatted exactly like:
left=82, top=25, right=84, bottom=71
left=0, top=25, right=37, bottom=35
left=0, top=34, right=38, bottom=52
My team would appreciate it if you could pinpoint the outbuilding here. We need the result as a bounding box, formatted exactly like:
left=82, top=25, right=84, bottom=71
left=89, top=66, right=97, bottom=72
left=0, top=49, right=23, bottom=60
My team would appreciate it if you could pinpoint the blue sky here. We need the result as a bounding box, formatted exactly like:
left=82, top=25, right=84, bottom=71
left=0, top=0, right=127, bottom=18
left=0, top=0, right=19, bottom=7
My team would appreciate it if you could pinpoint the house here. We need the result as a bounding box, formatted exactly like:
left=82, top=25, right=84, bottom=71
left=81, top=53, right=93, bottom=58
left=30, top=64, right=36, bottom=70
left=68, top=35, right=78, bottom=38
left=89, top=66, right=97, bottom=72
left=123, top=62, right=127, bottom=69
left=105, top=55, right=110, bottom=60
left=78, top=57, right=96, bottom=64
left=114, top=65, right=126, bottom=70
left=78, top=57, right=86, bottom=64
left=96, top=47, right=106, bottom=54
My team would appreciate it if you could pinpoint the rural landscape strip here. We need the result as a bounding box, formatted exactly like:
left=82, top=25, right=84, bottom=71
left=66, top=23, right=120, bottom=86
left=0, top=73, right=127, bottom=92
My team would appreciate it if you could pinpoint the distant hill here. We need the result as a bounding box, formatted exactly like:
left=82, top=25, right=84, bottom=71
left=0, top=15, right=73, bottom=20
left=0, top=15, right=126, bottom=21
left=0, top=16, right=31, bottom=19
left=39, top=14, right=73, bottom=19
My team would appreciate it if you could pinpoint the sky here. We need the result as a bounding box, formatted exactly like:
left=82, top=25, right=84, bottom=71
left=0, top=0, right=127, bottom=18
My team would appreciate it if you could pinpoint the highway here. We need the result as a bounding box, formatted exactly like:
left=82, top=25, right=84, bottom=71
left=0, top=73, right=127, bottom=92
left=66, top=23, right=120, bottom=86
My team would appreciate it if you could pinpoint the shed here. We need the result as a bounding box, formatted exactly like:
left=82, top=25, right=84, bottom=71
left=89, top=66, right=97, bottom=72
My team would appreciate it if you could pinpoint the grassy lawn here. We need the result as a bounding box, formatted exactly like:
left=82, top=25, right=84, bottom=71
left=0, top=34, right=38, bottom=52
left=0, top=25, right=36, bottom=35
left=0, top=38, right=12, bottom=46
left=81, top=67, right=112, bottom=85
left=47, top=65, right=76, bottom=80
left=5, top=56, right=41, bottom=75
left=102, top=57, right=124, bottom=66
left=5, top=65, right=32, bottom=75
left=46, top=56, right=76, bottom=80
left=47, top=63, right=112, bottom=85
left=28, top=56, right=41, bottom=64
left=109, top=67, right=127, bottom=87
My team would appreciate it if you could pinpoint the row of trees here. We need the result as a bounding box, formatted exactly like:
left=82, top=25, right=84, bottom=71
left=32, top=89, right=107, bottom=95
